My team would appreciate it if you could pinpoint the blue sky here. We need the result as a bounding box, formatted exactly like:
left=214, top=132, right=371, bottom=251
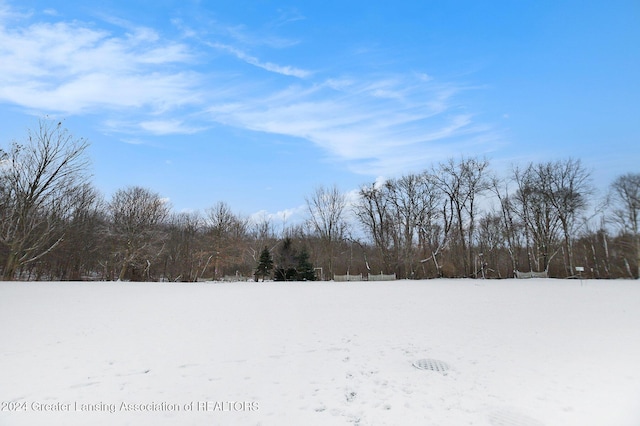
left=1, top=0, right=638, bottom=222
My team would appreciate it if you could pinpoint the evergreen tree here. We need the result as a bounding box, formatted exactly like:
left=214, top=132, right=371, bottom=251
left=255, top=246, right=274, bottom=281
left=295, top=249, right=316, bottom=281
left=274, top=237, right=297, bottom=281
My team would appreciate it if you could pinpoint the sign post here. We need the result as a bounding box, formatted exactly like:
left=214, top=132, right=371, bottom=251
left=575, top=266, right=584, bottom=285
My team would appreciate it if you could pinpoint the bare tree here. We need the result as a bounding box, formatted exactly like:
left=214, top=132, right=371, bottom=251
left=491, top=177, right=525, bottom=275
left=508, top=159, right=593, bottom=276
left=476, top=212, right=509, bottom=277
left=0, top=119, right=90, bottom=280
left=162, top=211, right=205, bottom=282
left=432, top=157, right=491, bottom=276
left=45, top=183, right=104, bottom=280
left=204, top=201, right=249, bottom=279
left=108, top=186, right=169, bottom=281
left=546, top=159, right=592, bottom=275
left=511, top=164, right=562, bottom=273
left=306, top=185, right=348, bottom=279
left=609, top=173, right=640, bottom=278
left=354, top=181, right=394, bottom=274
left=248, top=213, right=278, bottom=262
left=384, top=173, right=443, bottom=278
left=576, top=216, right=612, bottom=279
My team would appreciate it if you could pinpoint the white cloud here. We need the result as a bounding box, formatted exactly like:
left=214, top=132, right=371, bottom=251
left=270, top=8, right=305, bottom=27
left=207, top=75, right=497, bottom=176
left=216, top=19, right=301, bottom=50
left=249, top=205, right=307, bottom=227
left=139, top=120, right=204, bottom=135
left=207, top=41, right=311, bottom=78
left=119, top=138, right=145, bottom=146
left=0, top=15, right=200, bottom=117
left=0, top=3, right=499, bottom=178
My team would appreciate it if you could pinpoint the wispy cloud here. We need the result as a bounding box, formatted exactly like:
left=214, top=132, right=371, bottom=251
left=207, top=41, right=311, bottom=78
left=0, top=1, right=27, bottom=20
left=0, top=3, right=498, bottom=176
left=0, top=14, right=200, bottom=118
left=270, top=8, right=306, bottom=28
left=207, top=76, right=498, bottom=175
left=139, top=119, right=205, bottom=135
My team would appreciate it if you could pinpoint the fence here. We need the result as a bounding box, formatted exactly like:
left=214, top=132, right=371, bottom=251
left=222, top=274, right=250, bottom=282
left=334, top=273, right=364, bottom=282
left=368, top=273, right=397, bottom=281
left=514, top=270, right=549, bottom=279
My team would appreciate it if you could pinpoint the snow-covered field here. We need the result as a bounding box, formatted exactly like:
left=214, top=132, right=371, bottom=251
left=1, top=279, right=639, bottom=426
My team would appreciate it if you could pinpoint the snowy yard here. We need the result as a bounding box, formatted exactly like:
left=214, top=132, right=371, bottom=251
left=1, top=279, right=639, bottom=426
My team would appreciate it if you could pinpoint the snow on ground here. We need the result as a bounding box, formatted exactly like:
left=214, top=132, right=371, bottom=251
left=1, top=279, right=639, bottom=426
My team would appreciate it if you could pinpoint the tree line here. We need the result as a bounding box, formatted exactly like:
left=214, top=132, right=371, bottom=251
left=1, top=119, right=638, bottom=281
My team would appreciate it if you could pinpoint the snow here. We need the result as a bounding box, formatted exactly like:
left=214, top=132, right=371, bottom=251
left=1, top=279, right=639, bottom=425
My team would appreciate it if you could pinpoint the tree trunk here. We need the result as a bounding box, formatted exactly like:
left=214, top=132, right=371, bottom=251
left=118, top=261, right=128, bottom=281
left=3, top=252, right=18, bottom=280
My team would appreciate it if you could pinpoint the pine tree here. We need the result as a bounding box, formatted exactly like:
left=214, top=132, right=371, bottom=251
left=295, top=249, right=316, bottom=281
left=274, top=237, right=297, bottom=281
left=255, top=246, right=274, bottom=281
